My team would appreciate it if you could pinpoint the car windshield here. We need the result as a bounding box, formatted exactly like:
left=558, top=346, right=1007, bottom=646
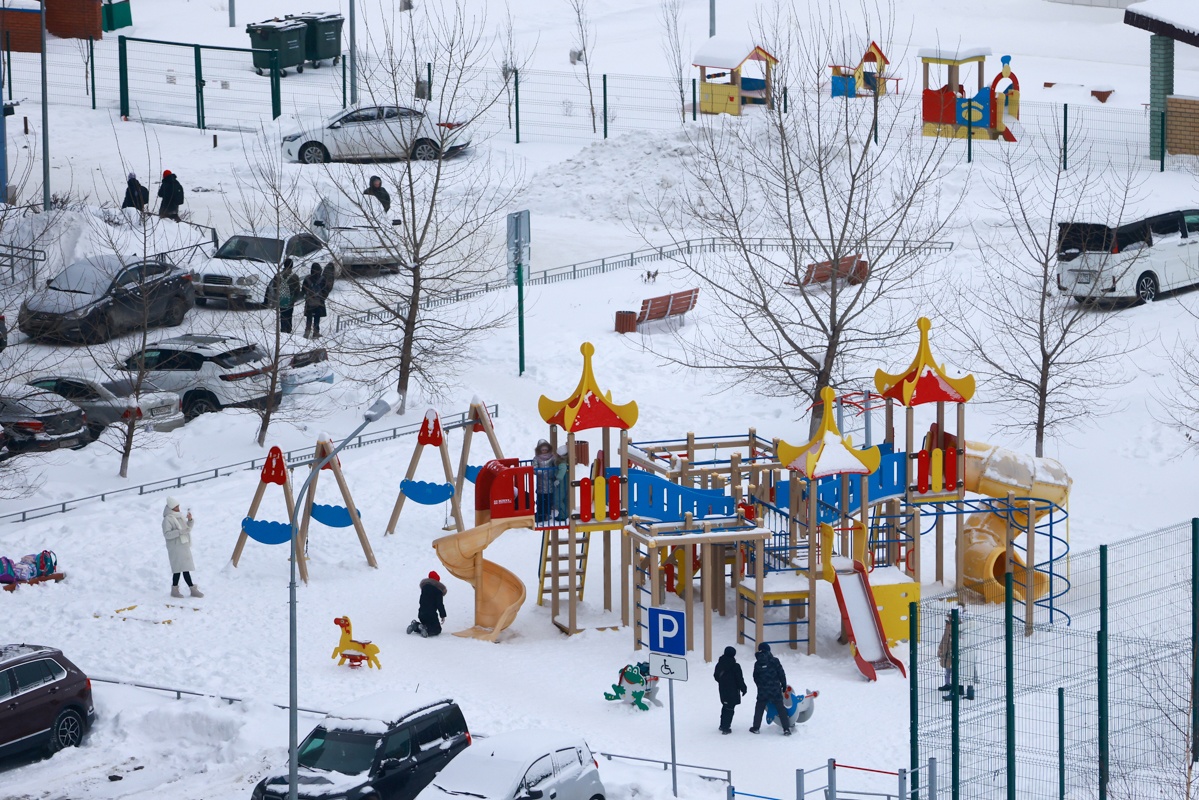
left=47, top=258, right=120, bottom=296
left=297, top=727, right=379, bottom=775
left=215, top=236, right=284, bottom=263
left=101, top=378, right=162, bottom=397
left=212, top=345, right=266, bottom=369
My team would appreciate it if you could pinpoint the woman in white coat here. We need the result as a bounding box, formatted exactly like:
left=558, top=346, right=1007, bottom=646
left=163, top=496, right=203, bottom=598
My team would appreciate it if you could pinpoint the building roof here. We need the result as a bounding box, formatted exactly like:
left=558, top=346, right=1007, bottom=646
left=873, top=317, right=975, bottom=406
left=1125, top=1, right=1199, bottom=48
left=692, top=36, right=779, bottom=70
left=538, top=342, right=638, bottom=432
left=917, top=46, right=992, bottom=65
left=776, top=387, right=881, bottom=479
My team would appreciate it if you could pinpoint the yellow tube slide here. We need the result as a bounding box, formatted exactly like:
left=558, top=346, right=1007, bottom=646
left=960, top=441, right=1070, bottom=604
left=432, top=515, right=535, bottom=642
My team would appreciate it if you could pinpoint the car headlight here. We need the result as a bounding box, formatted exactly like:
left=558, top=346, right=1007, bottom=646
left=282, top=133, right=302, bottom=143
left=236, top=276, right=259, bottom=286
left=63, top=305, right=92, bottom=320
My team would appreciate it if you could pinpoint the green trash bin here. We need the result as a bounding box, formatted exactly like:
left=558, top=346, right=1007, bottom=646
left=246, top=19, right=308, bottom=77
left=285, top=13, right=344, bottom=68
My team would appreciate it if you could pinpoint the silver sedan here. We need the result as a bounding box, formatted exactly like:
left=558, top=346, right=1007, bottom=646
left=27, top=375, right=185, bottom=440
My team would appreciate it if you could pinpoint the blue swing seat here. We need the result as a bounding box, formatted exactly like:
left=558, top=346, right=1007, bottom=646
left=464, top=465, right=482, bottom=484
left=401, top=479, right=456, bottom=506
left=242, top=517, right=293, bottom=546
left=310, top=503, right=361, bottom=528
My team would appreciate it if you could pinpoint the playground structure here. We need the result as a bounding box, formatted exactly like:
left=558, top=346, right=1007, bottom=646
left=298, top=436, right=377, bottom=570
left=331, top=615, right=381, bottom=669
left=232, top=446, right=304, bottom=581
left=693, top=36, right=778, bottom=116
left=919, top=47, right=1020, bottom=141
left=830, top=41, right=899, bottom=98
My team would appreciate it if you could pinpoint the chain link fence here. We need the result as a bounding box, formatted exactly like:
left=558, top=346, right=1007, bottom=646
left=914, top=520, right=1196, bottom=800
left=3, top=35, right=113, bottom=111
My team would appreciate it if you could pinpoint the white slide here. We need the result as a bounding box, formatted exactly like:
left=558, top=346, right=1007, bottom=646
left=831, top=559, right=906, bottom=682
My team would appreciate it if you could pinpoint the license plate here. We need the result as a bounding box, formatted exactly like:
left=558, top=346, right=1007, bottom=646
left=151, top=406, right=170, bottom=417
left=1077, top=273, right=1093, bottom=284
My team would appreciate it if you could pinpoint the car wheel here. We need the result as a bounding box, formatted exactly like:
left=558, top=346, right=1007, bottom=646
left=1136, top=272, right=1159, bottom=304
left=411, top=139, right=440, bottom=161
left=164, top=296, right=189, bottom=326
left=88, top=313, right=113, bottom=344
left=48, top=708, right=84, bottom=753
left=299, top=142, right=330, bottom=164
left=195, top=297, right=208, bottom=307
left=183, top=393, right=221, bottom=419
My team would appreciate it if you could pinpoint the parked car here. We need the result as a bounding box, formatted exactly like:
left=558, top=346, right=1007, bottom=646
left=1056, top=209, right=1199, bottom=304
left=27, top=375, right=184, bottom=440
left=251, top=694, right=470, bottom=800
left=415, top=730, right=605, bottom=800
left=0, top=386, right=87, bottom=453
left=115, top=334, right=281, bottom=419
left=311, top=197, right=404, bottom=274
left=281, top=104, right=470, bottom=164
left=192, top=232, right=326, bottom=307
left=18, top=255, right=195, bottom=343
left=0, top=644, right=95, bottom=759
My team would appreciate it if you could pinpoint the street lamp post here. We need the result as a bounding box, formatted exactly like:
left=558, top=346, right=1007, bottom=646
left=40, top=0, right=49, bottom=210
left=349, top=0, right=357, bottom=105
left=287, top=393, right=396, bottom=800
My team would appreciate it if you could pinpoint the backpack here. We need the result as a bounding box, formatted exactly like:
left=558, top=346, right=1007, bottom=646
left=0, top=556, right=15, bottom=584
left=36, top=550, right=57, bottom=576
left=14, top=556, right=37, bottom=581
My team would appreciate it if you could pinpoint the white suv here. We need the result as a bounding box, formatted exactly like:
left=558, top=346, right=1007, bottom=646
left=115, top=334, right=280, bottom=419
left=193, top=232, right=326, bottom=307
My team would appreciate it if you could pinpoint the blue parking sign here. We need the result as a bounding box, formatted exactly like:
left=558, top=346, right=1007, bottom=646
left=647, top=607, right=686, bottom=656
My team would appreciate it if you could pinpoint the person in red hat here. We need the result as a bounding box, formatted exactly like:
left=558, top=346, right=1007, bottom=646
left=407, top=570, right=447, bottom=637
left=157, top=169, right=185, bottom=221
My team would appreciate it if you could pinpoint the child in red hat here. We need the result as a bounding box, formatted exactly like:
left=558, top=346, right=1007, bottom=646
left=407, top=570, right=447, bottom=637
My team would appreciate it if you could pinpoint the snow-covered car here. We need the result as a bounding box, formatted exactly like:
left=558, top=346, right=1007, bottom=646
left=0, top=386, right=88, bottom=453
left=281, top=104, right=470, bottom=164
left=192, top=232, right=326, bottom=307
left=1056, top=209, right=1199, bottom=304
left=311, top=196, right=404, bottom=273
left=415, top=730, right=606, bottom=800
left=251, top=694, right=470, bottom=800
left=115, top=334, right=280, bottom=419
left=27, top=375, right=185, bottom=440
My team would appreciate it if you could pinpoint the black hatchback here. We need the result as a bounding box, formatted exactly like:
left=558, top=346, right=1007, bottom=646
left=253, top=695, right=470, bottom=800
left=18, top=255, right=196, bottom=344
left=0, top=386, right=87, bottom=453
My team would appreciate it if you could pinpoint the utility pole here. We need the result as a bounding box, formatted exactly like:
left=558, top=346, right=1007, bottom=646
left=229, top=0, right=235, bottom=27
left=709, top=0, right=715, bottom=37
left=349, top=0, right=357, bottom=105
left=40, top=0, right=49, bottom=210
left=0, top=34, right=7, bottom=204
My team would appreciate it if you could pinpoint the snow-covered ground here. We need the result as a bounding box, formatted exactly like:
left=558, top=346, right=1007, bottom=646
left=2, top=0, right=1199, bottom=798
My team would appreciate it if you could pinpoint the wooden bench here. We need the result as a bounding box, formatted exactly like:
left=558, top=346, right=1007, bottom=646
left=786, top=255, right=869, bottom=288
left=629, top=288, right=699, bottom=331
left=2, top=572, right=66, bottom=592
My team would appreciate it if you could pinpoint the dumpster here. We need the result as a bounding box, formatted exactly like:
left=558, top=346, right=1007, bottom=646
left=246, top=19, right=308, bottom=76
left=285, top=12, right=344, bottom=68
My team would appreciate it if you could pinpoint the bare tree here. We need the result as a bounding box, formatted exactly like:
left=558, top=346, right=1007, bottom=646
left=566, top=0, right=598, bottom=134
left=659, top=0, right=688, bottom=123
left=497, top=2, right=536, bottom=130
left=639, top=4, right=956, bottom=434
left=951, top=134, right=1144, bottom=457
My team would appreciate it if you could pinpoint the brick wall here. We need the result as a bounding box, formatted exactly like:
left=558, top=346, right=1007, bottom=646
left=0, top=8, right=43, bottom=53
left=46, top=0, right=100, bottom=41
left=1166, top=96, right=1199, bottom=157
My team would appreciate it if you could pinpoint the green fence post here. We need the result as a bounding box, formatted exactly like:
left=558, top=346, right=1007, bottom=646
left=967, top=115, right=973, bottom=164
left=951, top=607, right=960, bottom=800
left=514, top=69, right=520, bottom=144
left=783, top=86, right=788, bottom=114
left=88, top=37, right=95, bottom=110
left=1099, top=545, right=1108, bottom=799
left=193, top=45, right=204, bottom=130
left=1057, top=687, right=1065, bottom=800
left=602, top=74, right=608, bottom=139
left=1062, top=104, right=1068, bottom=172
left=427, top=62, right=433, bottom=103
left=270, top=51, right=281, bottom=120
left=1005, top=568, right=1015, bottom=800
left=691, top=78, right=696, bottom=121
left=1192, top=518, right=1198, bottom=763
left=909, top=601, right=919, bottom=800
left=118, top=35, right=128, bottom=118
left=1160, top=110, right=1167, bottom=172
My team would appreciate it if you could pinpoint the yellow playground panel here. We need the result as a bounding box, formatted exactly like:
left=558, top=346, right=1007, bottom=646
left=693, top=36, right=778, bottom=116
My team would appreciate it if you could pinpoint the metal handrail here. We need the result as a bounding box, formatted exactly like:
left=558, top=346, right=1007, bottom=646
left=598, top=752, right=731, bottom=783
left=90, top=676, right=329, bottom=716
left=0, top=403, right=498, bottom=524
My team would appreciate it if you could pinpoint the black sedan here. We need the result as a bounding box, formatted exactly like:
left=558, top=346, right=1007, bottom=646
left=18, top=255, right=196, bottom=344
left=0, top=387, right=87, bottom=453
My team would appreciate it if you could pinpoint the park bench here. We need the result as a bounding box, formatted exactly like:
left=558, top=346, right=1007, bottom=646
left=616, top=288, right=699, bottom=333
left=786, top=254, right=870, bottom=288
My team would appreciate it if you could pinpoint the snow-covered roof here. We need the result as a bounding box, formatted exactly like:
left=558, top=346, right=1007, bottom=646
left=692, top=35, right=778, bottom=69
left=326, top=692, right=454, bottom=727
left=1125, top=1, right=1199, bottom=46
left=917, top=46, right=992, bottom=63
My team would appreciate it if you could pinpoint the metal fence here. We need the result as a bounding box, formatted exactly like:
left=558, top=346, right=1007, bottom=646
left=2, top=34, right=112, bottom=112
left=914, top=520, right=1196, bottom=800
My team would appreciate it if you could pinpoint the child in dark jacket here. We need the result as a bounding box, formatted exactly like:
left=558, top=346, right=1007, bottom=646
left=713, top=646, right=748, bottom=734
left=407, top=571, right=447, bottom=637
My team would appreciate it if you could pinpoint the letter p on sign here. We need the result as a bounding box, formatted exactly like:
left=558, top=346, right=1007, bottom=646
left=648, top=607, right=686, bottom=656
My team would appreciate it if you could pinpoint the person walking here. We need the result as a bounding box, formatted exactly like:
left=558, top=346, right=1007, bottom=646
left=302, top=263, right=327, bottom=339
left=714, top=645, right=748, bottom=734
left=406, top=570, right=447, bottom=637
left=157, top=170, right=185, bottom=221
left=268, top=258, right=302, bottom=334
left=121, top=172, right=149, bottom=212
left=363, top=175, right=391, bottom=212
left=749, top=643, right=791, bottom=735
left=162, top=496, right=203, bottom=598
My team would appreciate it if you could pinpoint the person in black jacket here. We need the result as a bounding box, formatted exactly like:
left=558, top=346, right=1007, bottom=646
left=267, top=258, right=302, bottom=334
left=121, top=172, right=149, bottom=212
left=364, top=175, right=391, bottom=212
left=749, top=643, right=792, bottom=735
left=301, top=264, right=327, bottom=339
left=713, top=646, right=747, bottom=735
left=157, top=170, right=185, bottom=220
left=406, top=570, right=447, bottom=637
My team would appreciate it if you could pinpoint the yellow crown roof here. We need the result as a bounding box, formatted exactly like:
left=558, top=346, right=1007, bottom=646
left=777, top=387, right=881, bottom=479
left=538, top=343, right=639, bottom=432
left=873, top=317, right=975, bottom=407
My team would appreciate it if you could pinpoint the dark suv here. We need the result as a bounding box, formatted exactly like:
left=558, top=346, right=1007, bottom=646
left=0, top=644, right=95, bottom=758
left=252, top=696, right=470, bottom=800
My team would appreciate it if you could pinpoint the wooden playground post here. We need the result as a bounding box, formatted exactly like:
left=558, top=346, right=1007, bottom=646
left=935, top=401, right=946, bottom=583
left=620, top=429, right=631, bottom=627
left=702, top=539, right=714, bottom=662
left=386, top=431, right=427, bottom=535
left=437, top=437, right=465, bottom=532
left=754, top=536, right=765, bottom=648
left=807, top=476, right=818, bottom=656
left=453, top=423, right=475, bottom=506
left=859, top=474, right=870, bottom=564
left=297, top=452, right=320, bottom=565
left=839, top=474, right=850, bottom=557
left=684, top=539, right=695, bottom=650
left=730, top=451, right=742, bottom=499
left=232, top=464, right=306, bottom=584
left=956, top=402, right=967, bottom=597
left=232, top=478, right=269, bottom=568
left=650, top=540, right=662, bottom=615
left=325, top=449, right=377, bottom=568
left=734, top=541, right=746, bottom=644
left=910, top=504, right=922, bottom=583
left=603, top=427, right=612, bottom=613
left=1025, top=499, right=1036, bottom=637
left=567, top=431, right=578, bottom=634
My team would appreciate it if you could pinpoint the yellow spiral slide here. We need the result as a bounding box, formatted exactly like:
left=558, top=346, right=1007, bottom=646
left=432, top=515, right=535, bottom=642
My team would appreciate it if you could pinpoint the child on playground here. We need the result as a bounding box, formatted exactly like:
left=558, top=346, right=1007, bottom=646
left=553, top=444, right=570, bottom=523
left=713, top=646, right=748, bottom=734
left=533, top=440, right=556, bottom=523
left=406, top=571, right=447, bottom=638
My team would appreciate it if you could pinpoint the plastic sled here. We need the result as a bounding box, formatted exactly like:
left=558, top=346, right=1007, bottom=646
left=400, top=479, right=456, bottom=506
left=310, top=504, right=361, bottom=528
left=242, top=517, right=293, bottom=546
left=464, top=465, right=482, bottom=484
left=766, top=686, right=818, bottom=728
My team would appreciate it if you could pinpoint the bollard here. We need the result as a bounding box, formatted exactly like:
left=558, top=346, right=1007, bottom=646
left=213, top=134, right=218, bottom=148
left=23, top=116, right=27, bottom=135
